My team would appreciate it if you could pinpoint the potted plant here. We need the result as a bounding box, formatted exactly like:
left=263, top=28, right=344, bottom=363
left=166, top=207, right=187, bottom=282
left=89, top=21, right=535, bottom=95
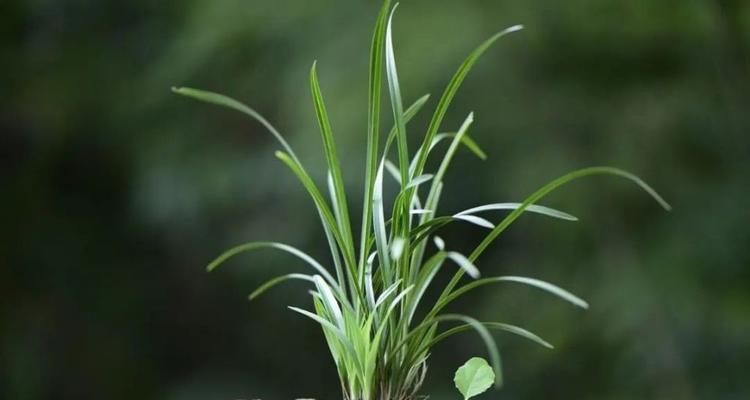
left=174, top=1, right=670, bottom=398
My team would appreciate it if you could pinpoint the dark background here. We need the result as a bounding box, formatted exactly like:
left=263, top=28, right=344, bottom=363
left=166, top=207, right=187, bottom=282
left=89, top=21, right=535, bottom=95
left=2, top=0, right=749, bottom=399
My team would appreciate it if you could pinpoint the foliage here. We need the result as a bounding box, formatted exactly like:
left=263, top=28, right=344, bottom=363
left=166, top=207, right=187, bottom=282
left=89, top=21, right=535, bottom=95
left=173, top=1, right=669, bottom=399
left=454, top=357, right=494, bottom=400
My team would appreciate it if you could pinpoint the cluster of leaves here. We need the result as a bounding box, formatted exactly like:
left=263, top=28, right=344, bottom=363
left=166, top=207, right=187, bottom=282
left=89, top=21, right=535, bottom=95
left=173, top=1, right=669, bottom=399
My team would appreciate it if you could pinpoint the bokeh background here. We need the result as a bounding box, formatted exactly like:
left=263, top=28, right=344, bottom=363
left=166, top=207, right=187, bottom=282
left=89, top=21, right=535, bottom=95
left=2, top=0, right=749, bottom=399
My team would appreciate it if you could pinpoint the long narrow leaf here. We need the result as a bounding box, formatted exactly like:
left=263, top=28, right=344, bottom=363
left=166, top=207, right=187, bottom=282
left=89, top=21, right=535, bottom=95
left=447, top=252, right=481, bottom=279
left=310, top=62, right=355, bottom=260
left=288, top=305, right=360, bottom=375
left=372, top=159, right=393, bottom=282
left=275, top=151, right=358, bottom=275
left=249, top=273, right=315, bottom=300
left=374, top=279, right=402, bottom=310
left=470, top=167, right=670, bottom=262
left=405, top=251, right=449, bottom=323
left=385, top=4, right=410, bottom=187
left=456, top=203, right=578, bottom=221
left=428, top=275, right=589, bottom=323
left=206, top=241, right=340, bottom=292
left=429, top=132, right=487, bottom=160
left=360, top=0, right=393, bottom=269
left=438, top=166, right=671, bottom=308
left=314, top=275, right=345, bottom=329
left=412, top=25, right=523, bottom=178
left=172, top=87, right=299, bottom=162
left=427, top=321, right=553, bottom=351
left=452, top=214, right=495, bottom=229
left=408, top=113, right=474, bottom=277
left=383, top=93, right=433, bottom=163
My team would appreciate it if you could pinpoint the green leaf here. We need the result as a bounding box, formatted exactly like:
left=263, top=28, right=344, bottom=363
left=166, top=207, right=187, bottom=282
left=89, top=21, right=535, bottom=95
left=309, top=62, right=355, bottom=262
left=176, top=87, right=353, bottom=293
left=248, top=273, right=315, bottom=300
left=384, top=159, right=402, bottom=184
left=206, top=241, right=340, bottom=292
left=437, top=166, right=671, bottom=316
left=383, top=93, right=432, bottom=152
left=390, top=237, right=406, bottom=260
left=385, top=4, right=410, bottom=188
left=314, top=275, right=345, bottom=329
left=359, top=0, right=392, bottom=270
left=288, top=305, right=362, bottom=376
left=469, top=166, right=671, bottom=263
left=447, top=252, right=480, bottom=279
left=374, top=279, right=402, bottom=310
left=430, top=321, right=554, bottom=350
left=275, top=152, right=353, bottom=257
left=406, top=174, right=434, bottom=190
left=427, top=113, right=475, bottom=210
left=452, top=215, right=495, bottom=229
left=429, top=275, right=589, bottom=321
left=412, top=24, right=523, bottom=178
left=407, top=113, right=474, bottom=277
left=372, top=158, right=393, bottom=282
left=404, top=251, right=449, bottom=323
left=438, top=314, right=502, bottom=387
left=455, top=203, right=578, bottom=221
left=427, top=132, right=487, bottom=161
left=454, top=357, right=495, bottom=400
left=171, top=87, right=299, bottom=162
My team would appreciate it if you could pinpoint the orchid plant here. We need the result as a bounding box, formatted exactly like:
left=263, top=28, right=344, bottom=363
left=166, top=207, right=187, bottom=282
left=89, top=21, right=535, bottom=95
left=173, top=1, right=670, bottom=399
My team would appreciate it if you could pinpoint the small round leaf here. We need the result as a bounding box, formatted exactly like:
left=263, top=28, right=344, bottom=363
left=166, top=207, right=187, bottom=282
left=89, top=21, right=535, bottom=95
left=454, top=357, right=495, bottom=399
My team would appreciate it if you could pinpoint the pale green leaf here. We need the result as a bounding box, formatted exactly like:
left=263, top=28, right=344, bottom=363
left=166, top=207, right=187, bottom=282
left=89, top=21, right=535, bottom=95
left=452, top=214, right=495, bottom=229
left=248, top=273, right=315, bottom=300
left=456, top=203, right=578, bottom=221
left=454, top=357, right=495, bottom=400
left=447, top=252, right=480, bottom=279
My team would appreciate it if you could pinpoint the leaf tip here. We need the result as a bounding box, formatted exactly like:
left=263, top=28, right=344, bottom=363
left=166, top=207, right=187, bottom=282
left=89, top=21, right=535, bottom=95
left=661, top=200, right=673, bottom=212
left=390, top=237, right=406, bottom=260
left=433, top=235, right=445, bottom=251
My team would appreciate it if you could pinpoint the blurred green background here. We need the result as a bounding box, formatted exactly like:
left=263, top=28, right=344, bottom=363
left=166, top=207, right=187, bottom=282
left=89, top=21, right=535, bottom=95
left=2, top=0, right=749, bottom=399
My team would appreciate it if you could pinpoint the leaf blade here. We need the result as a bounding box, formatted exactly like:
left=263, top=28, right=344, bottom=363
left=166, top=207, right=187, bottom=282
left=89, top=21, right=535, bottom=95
left=456, top=202, right=578, bottom=221
left=438, top=314, right=502, bottom=387
left=171, top=87, right=299, bottom=162
left=412, top=24, right=523, bottom=178
left=454, top=357, right=495, bottom=399
left=309, top=62, right=356, bottom=267
left=385, top=4, right=410, bottom=187
left=359, top=0, right=392, bottom=270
